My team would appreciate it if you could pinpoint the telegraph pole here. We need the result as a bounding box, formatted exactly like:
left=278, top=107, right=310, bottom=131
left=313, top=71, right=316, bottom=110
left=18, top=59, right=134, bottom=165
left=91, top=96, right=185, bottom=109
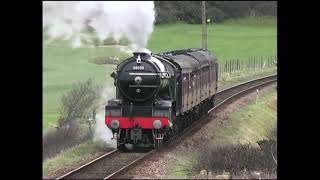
left=202, top=1, right=207, bottom=50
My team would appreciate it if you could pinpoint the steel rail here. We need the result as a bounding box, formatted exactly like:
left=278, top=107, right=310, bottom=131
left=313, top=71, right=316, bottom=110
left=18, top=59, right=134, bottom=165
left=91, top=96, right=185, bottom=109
left=56, top=149, right=118, bottom=179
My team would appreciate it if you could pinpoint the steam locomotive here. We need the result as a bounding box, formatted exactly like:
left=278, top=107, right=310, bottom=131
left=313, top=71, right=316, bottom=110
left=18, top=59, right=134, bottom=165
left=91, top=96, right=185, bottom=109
left=105, top=48, right=218, bottom=150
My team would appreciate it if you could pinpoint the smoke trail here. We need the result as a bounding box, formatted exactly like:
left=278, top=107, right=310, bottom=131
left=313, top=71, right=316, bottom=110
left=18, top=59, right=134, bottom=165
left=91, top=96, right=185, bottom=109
left=43, top=1, right=155, bottom=49
left=93, top=86, right=116, bottom=147
left=94, top=110, right=116, bottom=148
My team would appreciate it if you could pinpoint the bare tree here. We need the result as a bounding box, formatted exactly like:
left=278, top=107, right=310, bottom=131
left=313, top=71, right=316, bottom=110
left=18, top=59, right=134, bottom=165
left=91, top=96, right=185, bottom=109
left=58, top=78, right=100, bottom=128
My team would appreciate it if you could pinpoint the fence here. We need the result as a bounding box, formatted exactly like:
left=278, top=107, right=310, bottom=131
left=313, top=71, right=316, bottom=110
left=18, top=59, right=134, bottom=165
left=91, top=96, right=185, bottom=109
left=218, top=55, right=277, bottom=77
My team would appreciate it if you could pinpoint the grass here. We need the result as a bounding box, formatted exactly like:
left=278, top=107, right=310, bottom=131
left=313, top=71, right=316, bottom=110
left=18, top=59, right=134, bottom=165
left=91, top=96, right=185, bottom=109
left=148, top=17, right=276, bottom=62
left=43, top=16, right=277, bottom=131
left=43, top=140, right=113, bottom=177
left=213, top=89, right=277, bottom=145
left=43, top=45, right=122, bottom=130
left=223, top=16, right=277, bottom=26
left=218, top=66, right=277, bottom=89
left=166, top=87, right=277, bottom=178
left=166, top=154, right=196, bottom=179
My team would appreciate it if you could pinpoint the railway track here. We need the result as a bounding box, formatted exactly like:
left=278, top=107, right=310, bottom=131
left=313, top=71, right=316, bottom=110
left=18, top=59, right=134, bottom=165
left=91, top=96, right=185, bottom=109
left=56, top=74, right=277, bottom=180
left=56, top=149, right=151, bottom=179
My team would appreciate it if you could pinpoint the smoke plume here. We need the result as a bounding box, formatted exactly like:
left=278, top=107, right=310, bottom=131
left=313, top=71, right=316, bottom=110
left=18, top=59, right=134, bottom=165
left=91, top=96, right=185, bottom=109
left=43, top=1, right=155, bottom=49
left=93, top=86, right=116, bottom=147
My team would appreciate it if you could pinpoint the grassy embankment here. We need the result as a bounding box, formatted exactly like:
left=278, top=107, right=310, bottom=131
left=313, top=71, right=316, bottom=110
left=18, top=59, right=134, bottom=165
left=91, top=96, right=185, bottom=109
left=167, top=87, right=277, bottom=178
left=43, top=140, right=113, bottom=177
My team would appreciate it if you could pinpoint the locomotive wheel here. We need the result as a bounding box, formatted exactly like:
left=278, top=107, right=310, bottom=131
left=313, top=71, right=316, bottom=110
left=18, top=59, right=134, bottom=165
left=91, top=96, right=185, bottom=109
left=118, top=143, right=127, bottom=151
left=117, top=137, right=127, bottom=151
left=155, top=139, right=163, bottom=149
left=153, top=130, right=163, bottom=149
left=173, top=123, right=179, bottom=134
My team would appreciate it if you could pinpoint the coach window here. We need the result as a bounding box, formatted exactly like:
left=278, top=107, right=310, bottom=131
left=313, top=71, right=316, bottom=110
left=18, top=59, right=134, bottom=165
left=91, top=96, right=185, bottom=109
left=191, top=73, right=195, bottom=87
left=183, top=75, right=187, bottom=93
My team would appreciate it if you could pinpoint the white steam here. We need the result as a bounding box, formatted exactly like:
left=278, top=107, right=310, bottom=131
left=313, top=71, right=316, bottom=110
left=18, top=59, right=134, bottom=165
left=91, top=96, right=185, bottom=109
left=43, top=1, right=155, bottom=49
left=94, top=110, right=116, bottom=148
left=93, top=86, right=116, bottom=148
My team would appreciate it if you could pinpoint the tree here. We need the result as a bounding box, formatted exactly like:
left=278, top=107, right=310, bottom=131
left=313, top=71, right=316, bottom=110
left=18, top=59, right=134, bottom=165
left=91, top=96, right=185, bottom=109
left=153, top=1, right=277, bottom=24
left=154, top=1, right=182, bottom=24
left=253, top=2, right=277, bottom=16
left=58, top=78, right=100, bottom=128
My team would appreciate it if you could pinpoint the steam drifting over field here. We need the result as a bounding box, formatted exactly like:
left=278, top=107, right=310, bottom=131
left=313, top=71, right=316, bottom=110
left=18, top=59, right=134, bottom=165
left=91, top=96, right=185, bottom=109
left=43, top=1, right=155, bottom=49
left=43, top=1, right=156, bottom=147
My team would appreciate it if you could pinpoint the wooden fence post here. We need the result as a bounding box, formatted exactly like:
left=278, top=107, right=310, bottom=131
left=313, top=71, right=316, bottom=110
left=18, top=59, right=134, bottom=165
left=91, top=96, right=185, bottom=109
left=232, top=60, right=234, bottom=73
left=225, top=61, right=227, bottom=74
left=225, top=61, right=228, bottom=74
left=268, top=56, right=271, bottom=67
left=237, top=59, right=239, bottom=71
left=221, top=62, right=223, bottom=76
left=253, top=58, right=255, bottom=69
left=242, top=59, right=244, bottom=71
left=260, top=57, right=262, bottom=68
left=252, top=58, right=254, bottom=69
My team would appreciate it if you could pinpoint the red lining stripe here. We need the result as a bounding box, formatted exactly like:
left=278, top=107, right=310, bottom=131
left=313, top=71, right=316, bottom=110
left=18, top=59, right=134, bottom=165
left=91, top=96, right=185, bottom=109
left=105, top=116, right=170, bottom=129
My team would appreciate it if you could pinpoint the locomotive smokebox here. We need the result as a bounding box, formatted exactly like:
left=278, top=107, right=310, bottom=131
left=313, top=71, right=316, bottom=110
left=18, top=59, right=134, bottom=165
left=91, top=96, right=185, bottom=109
left=116, top=49, right=170, bottom=102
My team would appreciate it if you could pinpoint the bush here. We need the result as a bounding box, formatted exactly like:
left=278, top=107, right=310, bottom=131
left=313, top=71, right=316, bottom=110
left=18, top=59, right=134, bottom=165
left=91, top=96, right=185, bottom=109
left=102, top=36, right=130, bottom=46
left=207, top=6, right=227, bottom=23
left=118, top=36, right=130, bottom=46
left=44, top=79, right=102, bottom=161
left=180, top=1, right=202, bottom=24
left=80, top=36, right=100, bottom=47
left=214, top=1, right=251, bottom=19
left=58, top=78, right=100, bottom=128
left=103, top=36, right=117, bottom=45
left=43, top=123, right=90, bottom=160
left=154, top=1, right=183, bottom=24
left=191, top=139, right=277, bottom=177
left=90, top=56, right=120, bottom=65
left=254, top=2, right=277, bottom=16
left=154, top=1, right=277, bottom=24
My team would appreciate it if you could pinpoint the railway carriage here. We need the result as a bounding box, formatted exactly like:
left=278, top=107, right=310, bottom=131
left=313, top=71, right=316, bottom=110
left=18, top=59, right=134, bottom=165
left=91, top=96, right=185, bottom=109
left=105, top=48, right=218, bottom=150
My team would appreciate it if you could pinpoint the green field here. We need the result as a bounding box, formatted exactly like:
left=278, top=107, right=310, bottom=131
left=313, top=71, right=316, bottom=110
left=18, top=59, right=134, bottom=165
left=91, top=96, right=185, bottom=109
left=43, top=17, right=277, bottom=131
left=149, top=16, right=277, bottom=60
left=43, top=47, right=120, bottom=130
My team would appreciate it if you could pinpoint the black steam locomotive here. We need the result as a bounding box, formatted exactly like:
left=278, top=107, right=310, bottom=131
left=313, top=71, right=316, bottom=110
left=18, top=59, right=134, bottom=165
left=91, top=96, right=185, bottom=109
left=105, top=48, right=218, bottom=150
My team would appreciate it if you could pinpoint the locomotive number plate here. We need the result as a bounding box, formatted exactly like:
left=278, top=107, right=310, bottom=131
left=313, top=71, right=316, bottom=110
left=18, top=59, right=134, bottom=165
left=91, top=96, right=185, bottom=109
left=133, top=66, right=145, bottom=70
